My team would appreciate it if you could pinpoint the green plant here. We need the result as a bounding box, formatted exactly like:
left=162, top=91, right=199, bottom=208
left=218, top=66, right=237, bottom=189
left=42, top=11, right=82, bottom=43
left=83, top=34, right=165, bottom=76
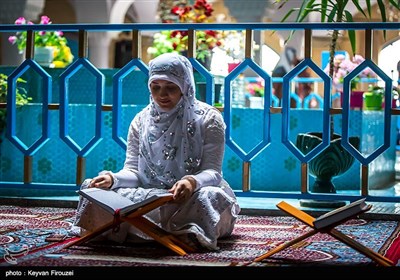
left=8, top=15, right=74, bottom=68
left=274, top=1, right=400, bottom=199
left=364, top=84, right=399, bottom=107
left=0, top=73, right=31, bottom=143
left=276, top=0, right=400, bottom=136
left=275, top=0, right=400, bottom=79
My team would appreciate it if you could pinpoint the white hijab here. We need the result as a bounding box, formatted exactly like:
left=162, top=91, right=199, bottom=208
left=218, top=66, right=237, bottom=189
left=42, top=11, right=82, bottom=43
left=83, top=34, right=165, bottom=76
left=138, top=53, right=204, bottom=188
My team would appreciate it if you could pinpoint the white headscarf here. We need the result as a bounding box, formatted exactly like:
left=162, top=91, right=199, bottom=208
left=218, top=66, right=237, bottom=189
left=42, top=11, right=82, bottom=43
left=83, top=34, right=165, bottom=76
left=138, top=53, right=204, bottom=188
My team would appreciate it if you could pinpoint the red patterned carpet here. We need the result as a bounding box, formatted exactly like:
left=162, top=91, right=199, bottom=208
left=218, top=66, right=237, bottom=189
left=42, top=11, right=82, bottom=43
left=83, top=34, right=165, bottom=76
left=0, top=205, right=399, bottom=269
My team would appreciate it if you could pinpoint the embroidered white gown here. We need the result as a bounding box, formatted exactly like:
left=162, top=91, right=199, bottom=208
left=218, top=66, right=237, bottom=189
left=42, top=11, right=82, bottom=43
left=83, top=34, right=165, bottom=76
left=73, top=103, right=241, bottom=250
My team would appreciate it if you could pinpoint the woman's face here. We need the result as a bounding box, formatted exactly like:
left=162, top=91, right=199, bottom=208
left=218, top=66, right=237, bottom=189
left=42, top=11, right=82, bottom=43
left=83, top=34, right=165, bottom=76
left=150, top=79, right=182, bottom=111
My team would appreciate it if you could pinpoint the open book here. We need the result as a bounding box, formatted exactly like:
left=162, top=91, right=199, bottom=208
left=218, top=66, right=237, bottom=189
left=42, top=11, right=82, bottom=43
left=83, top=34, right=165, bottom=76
left=312, top=198, right=372, bottom=229
left=78, top=188, right=173, bottom=216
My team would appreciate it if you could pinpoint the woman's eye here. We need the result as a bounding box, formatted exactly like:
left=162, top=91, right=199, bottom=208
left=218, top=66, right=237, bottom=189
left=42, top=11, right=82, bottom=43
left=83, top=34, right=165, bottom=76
left=167, top=86, right=178, bottom=91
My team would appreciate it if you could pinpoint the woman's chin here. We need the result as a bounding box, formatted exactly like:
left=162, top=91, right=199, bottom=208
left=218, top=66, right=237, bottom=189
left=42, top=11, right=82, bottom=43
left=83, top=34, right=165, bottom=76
left=156, top=102, right=173, bottom=110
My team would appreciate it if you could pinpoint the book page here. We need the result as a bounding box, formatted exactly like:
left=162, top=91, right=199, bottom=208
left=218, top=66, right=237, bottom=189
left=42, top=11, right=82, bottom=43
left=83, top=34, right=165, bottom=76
left=79, top=188, right=173, bottom=216
left=78, top=188, right=136, bottom=214
left=313, top=198, right=370, bottom=229
left=315, top=198, right=367, bottom=221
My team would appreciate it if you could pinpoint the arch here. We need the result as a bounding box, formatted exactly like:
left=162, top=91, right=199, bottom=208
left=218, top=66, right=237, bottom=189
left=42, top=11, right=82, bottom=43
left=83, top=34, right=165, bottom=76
left=378, top=37, right=400, bottom=86
left=110, top=0, right=158, bottom=24
left=110, top=0, right=135, bottom=23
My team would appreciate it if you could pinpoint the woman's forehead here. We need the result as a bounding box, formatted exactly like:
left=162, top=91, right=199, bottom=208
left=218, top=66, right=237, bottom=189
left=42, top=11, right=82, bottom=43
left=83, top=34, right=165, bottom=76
left=151, top=80, right=178, bottom=85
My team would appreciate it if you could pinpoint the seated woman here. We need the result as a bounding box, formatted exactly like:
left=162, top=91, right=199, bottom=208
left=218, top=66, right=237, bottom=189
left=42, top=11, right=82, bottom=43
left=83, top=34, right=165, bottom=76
left=70, top=52, right=241, bottom=251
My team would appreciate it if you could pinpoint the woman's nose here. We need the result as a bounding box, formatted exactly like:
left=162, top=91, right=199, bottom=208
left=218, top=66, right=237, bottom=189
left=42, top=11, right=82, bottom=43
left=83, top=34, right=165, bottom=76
left=159, top=88, right=169, bottom=96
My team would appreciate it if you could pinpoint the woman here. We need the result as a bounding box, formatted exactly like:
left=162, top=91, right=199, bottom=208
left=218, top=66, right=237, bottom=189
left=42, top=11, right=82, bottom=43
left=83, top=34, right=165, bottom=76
left=71, top=53, right=241, bottom=251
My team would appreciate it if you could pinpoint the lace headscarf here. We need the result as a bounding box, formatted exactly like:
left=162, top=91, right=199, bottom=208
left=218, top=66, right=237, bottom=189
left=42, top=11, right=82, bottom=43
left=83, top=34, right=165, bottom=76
left=138, top=53, right=204, bottom=188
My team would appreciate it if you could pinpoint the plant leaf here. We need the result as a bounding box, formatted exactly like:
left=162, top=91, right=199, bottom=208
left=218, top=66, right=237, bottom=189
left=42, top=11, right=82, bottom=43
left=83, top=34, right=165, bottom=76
left=327, top=5, right=338, bottom=22
left=351, top=0, right=368, bottom=18
left=376, top=0, right=388, bottom=40
left=344, top=11, right=356, bottom=56
left=320, top=0, right=328, bottom=22
left=377, top=0, right=387, bottom=22
left=388, top=0, right=400, bottom=9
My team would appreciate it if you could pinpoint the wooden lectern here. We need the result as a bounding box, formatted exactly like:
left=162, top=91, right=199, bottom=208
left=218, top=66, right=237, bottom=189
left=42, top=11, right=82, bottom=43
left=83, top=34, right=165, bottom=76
left=64, top=195, right=195, bottom=256
left=253, top=201, right=394, bottom=266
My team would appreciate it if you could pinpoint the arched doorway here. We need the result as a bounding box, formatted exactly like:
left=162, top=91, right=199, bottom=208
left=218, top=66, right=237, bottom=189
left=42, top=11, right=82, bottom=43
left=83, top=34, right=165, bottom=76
left=379, top=39, right=400, bottom=87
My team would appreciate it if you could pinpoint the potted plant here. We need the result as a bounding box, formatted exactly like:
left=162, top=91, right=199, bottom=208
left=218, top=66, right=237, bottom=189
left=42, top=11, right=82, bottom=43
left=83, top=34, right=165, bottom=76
left=245, top=79, right=265, bottom=108
left=363, top=85, right=384, bottom=110
left=276, top=0, right=400, bottom=76
left=0, top=73, right=31, bottom=143
left=276, top=0, right=399, bottom=109
left=8, top=15, right=74, bottom=68
left=325, top=53, right=377, bottom=109
left=147, top=0, right=223, bottom=66
left=363, top=85, right=399, bottom=110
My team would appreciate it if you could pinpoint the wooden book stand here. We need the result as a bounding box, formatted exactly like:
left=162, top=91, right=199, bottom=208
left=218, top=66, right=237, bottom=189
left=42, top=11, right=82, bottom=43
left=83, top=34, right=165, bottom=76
left=64, top=195, right=195, bottom=256
left=253, top=201, right=394, bottom=266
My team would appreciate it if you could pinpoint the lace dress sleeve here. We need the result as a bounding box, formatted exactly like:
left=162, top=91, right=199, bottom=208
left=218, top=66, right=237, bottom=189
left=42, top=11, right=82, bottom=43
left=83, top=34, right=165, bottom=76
left=186, top=107, right=226, bottom=189
left=108, top=115, right=141, bottom=189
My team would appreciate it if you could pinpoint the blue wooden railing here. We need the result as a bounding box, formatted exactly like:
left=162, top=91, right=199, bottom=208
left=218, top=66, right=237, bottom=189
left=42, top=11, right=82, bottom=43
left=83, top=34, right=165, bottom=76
left=0, top=22, right=399, bottom=204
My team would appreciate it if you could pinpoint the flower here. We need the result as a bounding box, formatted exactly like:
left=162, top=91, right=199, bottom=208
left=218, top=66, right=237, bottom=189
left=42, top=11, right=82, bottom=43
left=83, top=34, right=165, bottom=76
left=246, top=79, right=264, bottom=97
left=8, top=15, right=74, bottom=67
left=324, top=54, right=376, bottom=90
left=147, top=0, right=223, bottom=63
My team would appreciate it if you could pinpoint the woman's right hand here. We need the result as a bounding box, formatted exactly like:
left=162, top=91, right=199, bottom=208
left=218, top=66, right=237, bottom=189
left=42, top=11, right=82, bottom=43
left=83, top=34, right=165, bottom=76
left=89, top=174, right=113, bottom=189
left=168, top=177, right=196, bottom=203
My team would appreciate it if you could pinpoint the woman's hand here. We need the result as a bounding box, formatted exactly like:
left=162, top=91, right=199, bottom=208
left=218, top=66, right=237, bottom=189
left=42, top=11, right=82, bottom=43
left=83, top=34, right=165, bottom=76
left=89, top=174, right=113, bottom=189
left=169, top=177, right=196, bottom=202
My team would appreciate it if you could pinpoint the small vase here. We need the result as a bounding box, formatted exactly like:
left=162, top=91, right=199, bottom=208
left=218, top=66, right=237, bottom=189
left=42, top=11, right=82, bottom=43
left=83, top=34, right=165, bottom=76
left=340, top=90, right=364, bottom=109
left=34, top=46, right=54, bottom=67
left=246, top=96, right=264, bottom=108
left=363, top=91, right=383, bottom=110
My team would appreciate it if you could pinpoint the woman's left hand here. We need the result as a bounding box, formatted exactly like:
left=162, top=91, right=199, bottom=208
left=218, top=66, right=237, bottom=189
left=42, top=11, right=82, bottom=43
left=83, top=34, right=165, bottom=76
left=169, top=178, right=196, bottom=202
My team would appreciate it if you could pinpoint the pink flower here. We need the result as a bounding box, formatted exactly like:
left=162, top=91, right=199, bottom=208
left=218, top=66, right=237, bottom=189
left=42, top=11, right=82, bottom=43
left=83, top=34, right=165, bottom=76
left=8, top=36, right=17, bottom=44
left=352, top=54, right=365, bottom=64
left=40, top=15, right=51, bottom=25
left=246, top=79, right=264, bottom=97
left=324, top=54, right=377, bottom=90
left=14, top=17, right=26, bottom=25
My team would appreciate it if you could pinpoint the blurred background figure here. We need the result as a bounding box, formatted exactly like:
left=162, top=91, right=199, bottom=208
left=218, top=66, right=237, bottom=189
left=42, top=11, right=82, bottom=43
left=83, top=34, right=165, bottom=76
left=271, top=46, right=298, bottom=107
left=295, top=58, right=314, bottom=108
left=397, top=60, right=400, bottom=87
